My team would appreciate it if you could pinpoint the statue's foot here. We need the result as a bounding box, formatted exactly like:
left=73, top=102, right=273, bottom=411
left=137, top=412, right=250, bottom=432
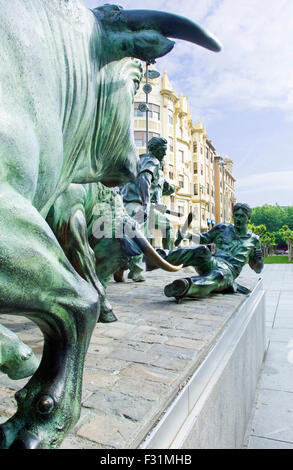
left=132, top=274, right=146, bottom=282
left=99, top=309, right=118, bottom=323
left=164, top=278, right=190, bottom=299
left=128, top=270, right=146, bottom=282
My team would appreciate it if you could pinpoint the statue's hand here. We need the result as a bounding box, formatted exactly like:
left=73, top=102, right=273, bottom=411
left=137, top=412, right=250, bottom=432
left=254, top=248, right=263, bottom=259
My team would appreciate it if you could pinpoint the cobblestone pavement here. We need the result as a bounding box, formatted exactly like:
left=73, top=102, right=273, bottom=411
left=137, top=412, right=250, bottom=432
left=0, top=266, right=261, bottom=449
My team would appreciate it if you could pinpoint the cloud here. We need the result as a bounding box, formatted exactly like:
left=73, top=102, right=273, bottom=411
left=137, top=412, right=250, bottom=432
left=238, top=171, right=293, bottom=192
left=84, top=0, right=293, bottom=121
left=235, top=171, right=293, bottom=206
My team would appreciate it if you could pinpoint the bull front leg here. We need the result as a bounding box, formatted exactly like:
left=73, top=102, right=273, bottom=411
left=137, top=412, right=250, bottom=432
left=0, top=187, right=99, bottom=449
left=47, top=186, right=117, bottom=323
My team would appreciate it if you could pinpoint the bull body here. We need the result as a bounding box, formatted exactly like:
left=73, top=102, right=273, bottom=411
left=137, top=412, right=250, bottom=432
left=0, top=0, right=138, bottom=214
left=0, top=0, right=221, bottom=449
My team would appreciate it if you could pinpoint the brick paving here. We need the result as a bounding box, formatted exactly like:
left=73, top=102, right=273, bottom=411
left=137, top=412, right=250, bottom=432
left=0, top=266, right=261, bottom=449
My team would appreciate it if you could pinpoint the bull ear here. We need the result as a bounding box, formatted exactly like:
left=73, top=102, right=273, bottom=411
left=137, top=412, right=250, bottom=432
left=92, top=5, right=221, bottom=62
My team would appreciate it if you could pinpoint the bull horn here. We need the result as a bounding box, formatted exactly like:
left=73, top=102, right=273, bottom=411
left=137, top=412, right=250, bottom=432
left=133, top=234, right=183, bottom=273
left=119, top=10, right=222, bottom=52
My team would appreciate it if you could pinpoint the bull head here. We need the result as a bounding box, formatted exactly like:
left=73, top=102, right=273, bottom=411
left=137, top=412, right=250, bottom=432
left=92, top=5, right=221, bottom=63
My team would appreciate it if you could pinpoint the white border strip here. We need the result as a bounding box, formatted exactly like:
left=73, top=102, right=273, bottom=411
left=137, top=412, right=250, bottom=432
left=139, top=280, right=265, bottom=449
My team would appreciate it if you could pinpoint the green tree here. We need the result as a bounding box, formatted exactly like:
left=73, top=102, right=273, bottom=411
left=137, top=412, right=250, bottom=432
left=279, top=225, right=293, bottom=262
left=260, top=232, right=276, bottom=257
left=248, top=223, right=266, bottom=237
left=251, top=204, right=287, bottom=232
left=284, top=206, right=293, bottom=230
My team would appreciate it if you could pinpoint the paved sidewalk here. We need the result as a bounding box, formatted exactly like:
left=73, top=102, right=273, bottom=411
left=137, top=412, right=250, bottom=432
left=246, top=264, right=293, bottom=449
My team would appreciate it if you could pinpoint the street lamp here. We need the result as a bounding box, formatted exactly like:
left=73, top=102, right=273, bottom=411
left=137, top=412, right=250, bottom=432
left=138, top=61, right=160, bottom=152
left=218, top=158, right=226, bottom=223
left=199, top=184, right=205, bottom=233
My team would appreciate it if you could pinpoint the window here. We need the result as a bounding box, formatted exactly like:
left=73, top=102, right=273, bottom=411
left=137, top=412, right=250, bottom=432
left=179, top=150, right=184, bottom=164
left=134, top=131, right=160, bottom=147
left=193, top=142, right=197, bottom=153
left=206, top=183, right=209, bottom=195
left=170, top=196, right=175, bottom=210
left=169, top=164, right=174, bottom=180
left=149, top=103, right=160, bottom=120
left=179, top=175, right=184, bottom=189
left=168, top=112, right=174, bottom=125
left=169, top=137, right=174, bottom=152
left=134, top=102, right=144, bottom=117
left=194, top=184, right=198, bottom=195
left=201, top=165, right=203, bottom=176
left=178, top=201, right=184, bottom=215
left=134, top=102, right=160, bottom=120
left=193, top=163, right=198, bottom=174
left=134, top=131, right=144, bottom=147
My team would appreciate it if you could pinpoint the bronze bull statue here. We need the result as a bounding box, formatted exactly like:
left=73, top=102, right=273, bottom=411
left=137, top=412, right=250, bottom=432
left=0, top=0, right=221, bottom=448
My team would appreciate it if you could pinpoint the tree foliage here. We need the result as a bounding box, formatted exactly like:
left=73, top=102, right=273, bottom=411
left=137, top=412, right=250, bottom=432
left=278, top=225, right=293, bottom=262
left=250, top=204, right=291, bottom=232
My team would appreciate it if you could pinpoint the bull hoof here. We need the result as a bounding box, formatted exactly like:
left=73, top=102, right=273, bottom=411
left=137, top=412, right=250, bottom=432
left=114, top=268, right=126, bottom=282
left=4, top=350, right=39, bottom=380
left=98, top=310, right=118, bottom=323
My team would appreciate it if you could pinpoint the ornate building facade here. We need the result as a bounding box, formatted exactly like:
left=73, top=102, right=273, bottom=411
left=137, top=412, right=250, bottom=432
left=133, top=67, right=236, bottom=243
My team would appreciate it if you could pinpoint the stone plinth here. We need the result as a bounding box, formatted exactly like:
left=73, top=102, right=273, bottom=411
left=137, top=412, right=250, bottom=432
left=0, top=265, right=265, bottom=449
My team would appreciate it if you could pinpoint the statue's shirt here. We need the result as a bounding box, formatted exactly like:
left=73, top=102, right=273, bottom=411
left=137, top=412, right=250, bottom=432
left=200, top=224, right=262, bottom=278
left=121, top=154, right=161, bottom=204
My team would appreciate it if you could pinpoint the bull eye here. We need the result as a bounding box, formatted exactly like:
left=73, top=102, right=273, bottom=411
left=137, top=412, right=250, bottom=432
left=36, top=394, right=55, bottom=416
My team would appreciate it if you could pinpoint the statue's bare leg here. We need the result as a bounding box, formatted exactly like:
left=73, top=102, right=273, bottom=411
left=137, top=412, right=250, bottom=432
left=0, top=188, right=99, bottom=449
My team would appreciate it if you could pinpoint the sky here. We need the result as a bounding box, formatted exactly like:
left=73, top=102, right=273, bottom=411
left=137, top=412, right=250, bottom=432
left=83, top=0, right=293, bottom=207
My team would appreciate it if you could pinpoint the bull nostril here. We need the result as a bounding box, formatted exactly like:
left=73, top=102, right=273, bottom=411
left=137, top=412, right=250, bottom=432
left=37, top=395, right=55, bottom=415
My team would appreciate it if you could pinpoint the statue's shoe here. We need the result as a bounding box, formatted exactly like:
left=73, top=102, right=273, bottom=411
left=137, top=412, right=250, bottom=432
left=164, top=278, right=190, bottom=299
left=132, top=274, right=146, bottom=282
left=128, top=271, right=146, bottom=282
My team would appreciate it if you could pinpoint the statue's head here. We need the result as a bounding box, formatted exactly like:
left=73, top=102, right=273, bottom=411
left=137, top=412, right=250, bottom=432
left=148, top=137, right=167, bottom=161
left=233, top=203, right=252, bottom=232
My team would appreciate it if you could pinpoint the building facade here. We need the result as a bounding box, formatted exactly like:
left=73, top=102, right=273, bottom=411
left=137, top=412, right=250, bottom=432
left=133, top=67, right=236, bottom=243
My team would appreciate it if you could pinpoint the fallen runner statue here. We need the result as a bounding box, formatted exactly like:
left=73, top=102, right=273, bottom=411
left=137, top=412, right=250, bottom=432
left=161, top=203, right=264, bottom=301
left=0, top=0, right=221, bottom=448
